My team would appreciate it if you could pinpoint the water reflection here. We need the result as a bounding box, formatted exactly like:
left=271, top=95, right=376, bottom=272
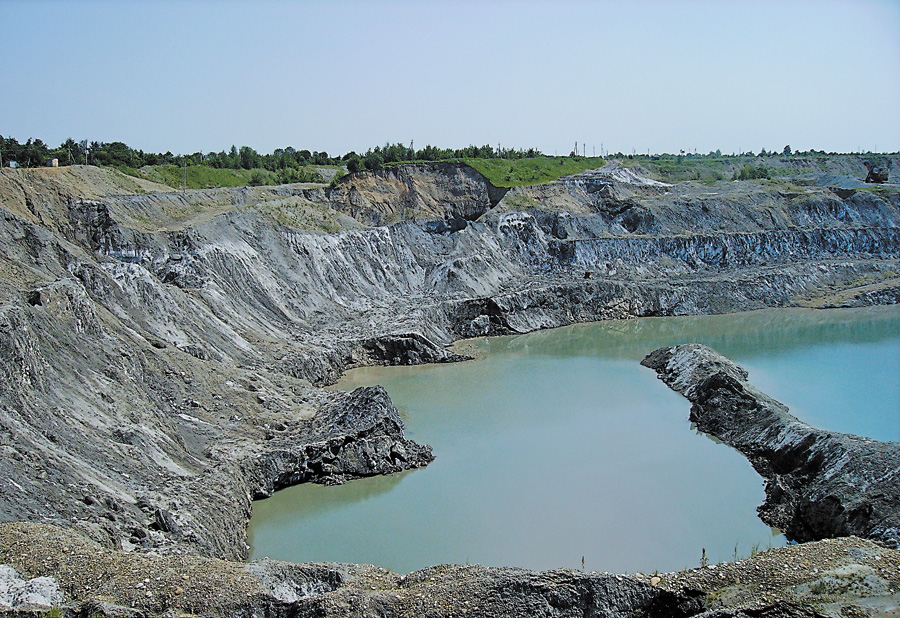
left=479, top=307, right=900, bottom=362
left=251, top=471, right=411, bottom=531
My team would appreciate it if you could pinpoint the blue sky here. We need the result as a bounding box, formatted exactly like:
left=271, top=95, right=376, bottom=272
left=2, top=0, right=899, bottom=156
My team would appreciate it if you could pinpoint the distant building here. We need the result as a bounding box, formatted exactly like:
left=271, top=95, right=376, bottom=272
left=47, top=158, right=59, bottom=167
left=8, top=161, right=17, bottom=168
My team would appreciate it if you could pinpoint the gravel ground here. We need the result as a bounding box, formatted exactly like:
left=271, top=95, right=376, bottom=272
left=0, top=522, right=267, bottom=616
left=2, top=523, right=899, bottom=617
left=638, top=536, right=900, bottom=616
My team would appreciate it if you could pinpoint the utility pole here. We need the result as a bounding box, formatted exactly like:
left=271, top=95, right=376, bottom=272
left=410, top=140, right=414, bottom=161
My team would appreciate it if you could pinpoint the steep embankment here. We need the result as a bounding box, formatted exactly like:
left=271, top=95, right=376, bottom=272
left=0, top=158, right=899, bottom=616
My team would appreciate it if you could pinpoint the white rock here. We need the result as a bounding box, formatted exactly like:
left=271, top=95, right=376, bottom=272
left=0, top=565, right=62, bottom=609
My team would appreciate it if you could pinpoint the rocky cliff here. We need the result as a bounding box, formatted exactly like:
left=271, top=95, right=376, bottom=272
left=1, top=158, right=899, bottom=616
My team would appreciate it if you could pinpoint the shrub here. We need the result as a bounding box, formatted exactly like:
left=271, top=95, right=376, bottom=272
left=328, top=169, right=346, bottom=188
left=737, top=165, right=770, bottom=181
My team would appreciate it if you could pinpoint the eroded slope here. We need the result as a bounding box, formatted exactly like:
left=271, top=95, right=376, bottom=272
left=0, top=160, right=898, bottom=565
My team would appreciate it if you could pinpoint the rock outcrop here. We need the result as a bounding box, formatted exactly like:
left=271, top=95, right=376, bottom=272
left=642, top=343, right=900, bottom=548
left=865, top=158, right=892, bottom=184
left=0, top=564, right=62, bottom=613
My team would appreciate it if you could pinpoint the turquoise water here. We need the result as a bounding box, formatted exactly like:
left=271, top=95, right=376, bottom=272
left=248, top=306, right=900, bottom=574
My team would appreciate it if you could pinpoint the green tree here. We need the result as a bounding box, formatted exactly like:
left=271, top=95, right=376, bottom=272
left=58, top=138, right=82, bottom=165
left=239, top=146, right=260, bottom=170
left=100, top=141, right=140, bottom=167
left=364, top=151, right=383, bottom=170
left=347, top=156, right=363, bottom=173
left=737, top=164, right=770, bottom=180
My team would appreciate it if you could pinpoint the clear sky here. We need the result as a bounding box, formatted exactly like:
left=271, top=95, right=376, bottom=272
left=2, top=0, right=899, bottom=157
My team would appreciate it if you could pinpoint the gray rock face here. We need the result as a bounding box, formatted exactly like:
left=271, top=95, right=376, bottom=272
left=326, top=162, right=508, bottom=226
left=642, top=344, right=900, bottom=548
left=247, top=385, right=434, bottom=496
left=0, top=159, right=899, bottom=575
left=864, top=158, right=892, bottom=184
left=283, top=565, right=702, bottom=618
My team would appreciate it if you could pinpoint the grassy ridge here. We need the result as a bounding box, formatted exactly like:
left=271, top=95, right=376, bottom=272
left=617, top=153, right=896, bottom=184
left=117, top=164, right=331, bottom=190
left=117, top=165, right=260, bottom=189
left=116, top=158, right=608, bottom=190
left=622, top=157, right=790, bottom=184
left=627, top=157, right=731, bottom=183
left=461, top=156, right=606, bottom=187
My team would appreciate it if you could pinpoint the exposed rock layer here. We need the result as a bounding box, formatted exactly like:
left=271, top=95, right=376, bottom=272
left=0, top=159, right=899, bottom=616
left=1, top=161, right=899, bottom=557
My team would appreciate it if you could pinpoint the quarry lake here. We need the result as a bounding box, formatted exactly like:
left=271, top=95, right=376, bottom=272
left=248, top=306, right=900, bottom=574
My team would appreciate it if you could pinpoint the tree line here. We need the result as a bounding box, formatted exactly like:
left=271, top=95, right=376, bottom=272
left=0, top=136, right=342, bottom=170
left=4, top=135, right=891, bottom=175
left=0, top=135, right=546, bottom=172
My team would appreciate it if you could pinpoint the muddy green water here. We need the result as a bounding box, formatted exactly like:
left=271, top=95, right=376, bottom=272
left=248, top=307, right=900, bottom=574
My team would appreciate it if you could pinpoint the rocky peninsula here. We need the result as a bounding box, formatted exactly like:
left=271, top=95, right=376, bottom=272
left=642, top=344, right=900, bottom=549
left=1, top=156, right=899, bottom=616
